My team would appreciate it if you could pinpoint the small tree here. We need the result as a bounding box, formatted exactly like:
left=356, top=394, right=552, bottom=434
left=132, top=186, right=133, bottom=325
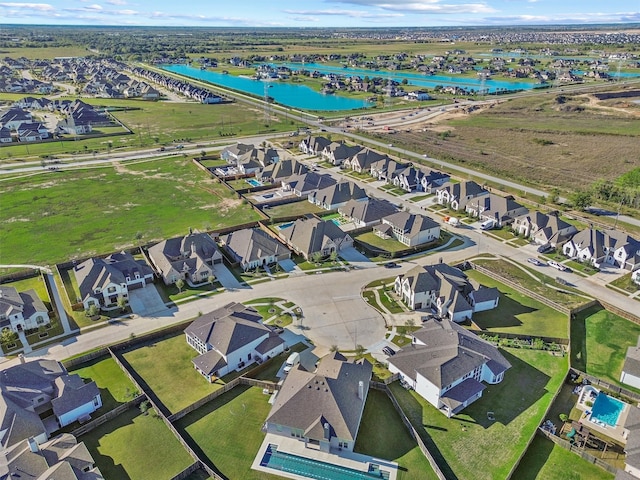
left=405, top=318, right=416, bottom=328
left=175, top=278, right=185, bottom=293
left=0, top=328, right=17, bottom=345
left=117, top=296, right=127, bottom=313
left=330, top=344, right=339, bottom=353
left=329, top=251, right=338, bottom=262
left=86, top=304, right=100, bottom=318
left=207, top=275, right=215, bottom=288
left=355, top=344, right=366, bottom=358
left=140, top=400, right=150, bottom=415
left=310, top=251, right=323, bottom=264
left=559, top=413, right=569, bottom=423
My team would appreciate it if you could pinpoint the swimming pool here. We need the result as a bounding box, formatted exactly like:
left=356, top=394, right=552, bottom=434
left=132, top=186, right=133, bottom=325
left=278, top=222, right=295, bottom=230
left=260, top=444, right=389, bottom=480
left=590, top=393, right=626, bottom=427
left=246, top=178, right=262, bottom=187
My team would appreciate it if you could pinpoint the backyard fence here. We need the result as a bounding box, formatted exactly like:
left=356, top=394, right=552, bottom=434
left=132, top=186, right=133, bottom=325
left=169, top=463, right=202, bottom=480
left=469, top=329, right=569, bottom=346
left=167, top=379, right=241, bottom=423
left=71, top=395, right=146, bottom=438
left=0, top=268, right=41, bottom=284
left=570, top=368, right=640, bottom=403
left=62, top=348, right=111, bottom=370
left=537, top=428, right=618, bottom=475
left=598, top=299, right=640, bottom=326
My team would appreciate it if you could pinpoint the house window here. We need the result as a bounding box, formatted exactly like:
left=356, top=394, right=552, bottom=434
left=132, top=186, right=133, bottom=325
left=107, top=286, right=116, bottom=293
left=36, top=316, right=45, bottom=325
left=93, top=396, right=100, bottom=407
left=126, top=276, right=131, bottom=282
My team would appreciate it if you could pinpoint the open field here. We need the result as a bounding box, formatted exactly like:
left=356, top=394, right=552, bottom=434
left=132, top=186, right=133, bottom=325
left=512, top=435, right=614, bottom=480
left=354, top=389, right=438, bottom=480
left=122, top=333, right=230, bottom=414
left=0, top=46, right=90, bottom=59
left=465, top=269, right=569, bottom=339
left=382, top=93, right=640, bottom=194
left=0, top=157, right=261, bottom=265
left=82, top=407, right=193, bottom=480
left=71, top=356, right=138, bottom=412
left=390, top=347, right=568, bottom=480
left=176, top=386, right=283, bottom=480
left=571, top=305, right=640, bottom=390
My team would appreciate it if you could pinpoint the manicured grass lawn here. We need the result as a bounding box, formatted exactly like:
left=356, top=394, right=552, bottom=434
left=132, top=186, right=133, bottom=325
left=466, top=270, right=569, bottom=339
left=123, top=334, right=228, bottom=414
left=265, top=200, right=325, bottom=218
left=354, top=231, right=408, bottom=253
left=565, top=260, right=599, bottom=276
left=471, top=258, right=590, bottom=309
left=176, top=386, right=283, bottom=480
left=0, top=157, right=260, bottom=265
left=512, top=435, right=614, bottom=480
left=155, top=280, right=220, bottom=304
left=390, top=348, right=568, bottom=480
left=82, top=408, right=193, bottom=480
left=609, top=272, right=639, bottom=293
left=571, top=305, right=640, bottom=389
left=71, top=356, right=139, bottom=412
left=355, top=389, right=438, bottom=480
left=0, top=274, right=50, bottom=307
left=483, top=227, right=518, bottom=241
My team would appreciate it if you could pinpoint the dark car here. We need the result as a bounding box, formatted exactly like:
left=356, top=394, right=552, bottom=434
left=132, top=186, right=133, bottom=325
left=382, top=346, right=396, bottom=356
left=384, top=262, right=399, bottom=269
left=537, top=244, right=553, bottom=254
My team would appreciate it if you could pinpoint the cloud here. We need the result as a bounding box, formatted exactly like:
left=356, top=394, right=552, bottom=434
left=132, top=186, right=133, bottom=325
left=481, top=11, right=640, bottom=24
left=324, top=0, right=496, bottom=14
left=0, top=2, right=54, bottom=11
left=284, top=8, right=403, bottom=18
left=106, top=0, right=127, bottom=4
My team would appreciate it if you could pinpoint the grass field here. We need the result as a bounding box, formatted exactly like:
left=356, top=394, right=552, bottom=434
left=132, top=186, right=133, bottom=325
left=176, top=386, right=283, bottom=480
left=82, top=408, right=193, bottom=480
left=122, top=333, right=229, bottom=414
left=512, top=435, right=614, bottom=480
left=355, top=389, right=438, bottom=480
left=71, top=356, right=138, bottom=412
left=571, top=305, right=640, bottom=389
left=0, top=157, right=261, bottom=265
left=466, top=270, right=569, bottom=339
left=390, top=347, right=568, bottom=480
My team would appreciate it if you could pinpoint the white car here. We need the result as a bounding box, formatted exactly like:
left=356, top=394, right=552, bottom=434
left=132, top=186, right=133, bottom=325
left=548, top=261, right=567, bottom=272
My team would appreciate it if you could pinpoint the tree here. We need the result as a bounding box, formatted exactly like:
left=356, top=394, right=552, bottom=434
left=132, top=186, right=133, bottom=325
left=571, top=190, right=592, bottom=210
left=117, top=296, right=127, bottom=313
left=330, top=344, right=339, bottom=353
left=405, top=318, right=416, bottom=328
left=355, top=344, right=366, bottom=358
left=86, top=304, right=100, bottom=318
left=329, top=251, right=338, bottom=262
left=207, top=275, right=215, bottom=287
left=559, top=413, right=568, bottom=423
left=310, top=252, right=323, bottom=264
left=175, top=278, right=185, bottom=293
left=0, top=328, right=17, bottom=345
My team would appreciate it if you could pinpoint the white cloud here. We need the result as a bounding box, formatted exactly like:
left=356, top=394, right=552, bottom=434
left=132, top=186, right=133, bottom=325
left=107, top=0, right=127, bottom=4
left=324, top=0, right=495, bottom=14
left=284, top=8, right=403, bottom=18
left=0, top=2, right=54, bottom=11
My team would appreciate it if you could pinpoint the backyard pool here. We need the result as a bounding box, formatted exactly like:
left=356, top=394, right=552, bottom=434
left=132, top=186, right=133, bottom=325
left=278, top=222, right=295, bottom=230
left=590, top=392, right=626, bottom=427
left=246, top=178, right=262, bottom=187
left=260, top=444, right=390, bottom=480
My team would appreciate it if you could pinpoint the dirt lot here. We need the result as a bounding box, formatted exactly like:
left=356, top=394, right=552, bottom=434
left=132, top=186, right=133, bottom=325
left=369, top=91, right=640, bottom=192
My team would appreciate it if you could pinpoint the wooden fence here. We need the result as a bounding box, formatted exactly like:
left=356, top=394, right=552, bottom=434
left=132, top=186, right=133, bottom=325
left=571, top=368, right=640, bottom=403
left=0, top=268, right=40, bottom=284
left=536, top=428, right=618, bottom=475
left=168, top=379, right=241, bottom=422
left=169, top=463, right=202, bottom=480
left=598, top=299, right=640, bottom=326
left=71, top=395, right=146, bottom=437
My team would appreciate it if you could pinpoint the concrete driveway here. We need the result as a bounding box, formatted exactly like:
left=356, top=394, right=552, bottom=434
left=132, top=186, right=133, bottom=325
left=212, top=264, right=246, bottom=290
left=339, top=247, right=375, bottom=269
left=128, top=285, right=166, bottom=315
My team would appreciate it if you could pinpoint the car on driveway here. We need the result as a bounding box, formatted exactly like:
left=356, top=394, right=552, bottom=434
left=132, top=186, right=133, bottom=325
left=382, top=346, right=396, bottom=356
left=384, top=262, right=399, bottom=269
left=537, top=244, right=553, bottom=254
left=527, top=258, right=544, bottom=266
left=548, top=260, right=567, bottom=271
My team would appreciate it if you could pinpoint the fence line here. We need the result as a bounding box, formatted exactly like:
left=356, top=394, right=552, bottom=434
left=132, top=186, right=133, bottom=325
left=469, top=329, right=569, bottom=346
left=0, top=268, right=40, bottom=284
left=71, top=395, right=146, bottom=437
left=598, top=299, right=640, bottom=326
left=169, top=462, right=202, bottom=480
left=536, top=428, right=618, bottom=475
left=571, top=368, right=640, bottom=403
left=62, top=349, right=111, bottom=369
left=168, top=379, right=240, bottom=423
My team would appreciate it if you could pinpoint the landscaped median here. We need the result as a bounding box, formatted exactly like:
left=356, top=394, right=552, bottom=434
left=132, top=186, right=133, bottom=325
left=389, top=348, right=568, bottom=480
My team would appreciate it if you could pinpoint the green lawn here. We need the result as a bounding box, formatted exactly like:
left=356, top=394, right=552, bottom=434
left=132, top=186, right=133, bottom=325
left=0, top=274, right=50, bottom=307
left=571, top=305, right=640, bottom=389
left=0, top=157, right=260, bottom=265
left=355, top=389, right=438, bottom=480
left=466, top=270, right=569, bottom=339
left=512, top=435, right=614, bottom=480
left=609, top=273, right=640, bottom=293
left=123, top=334, right=230, bottom=414
left=82, top=408, right=193, bottom=480
left=390, top=347, right=568, bottom=480
left=354, top=231, right=408, bottom=253
left=176, top=386, right=283, bottom=480
left=266, top=201, right=325, bottom=219
left=71, top=356, right=139, bottom=412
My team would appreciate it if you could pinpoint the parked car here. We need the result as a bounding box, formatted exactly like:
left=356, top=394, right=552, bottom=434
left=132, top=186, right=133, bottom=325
left=527, top=258, right=544, bottom=266
left=382, top=346, right=396, bottom=356
left=384, top=262, right=399, bottom=269
left=548, top=260, right=567, bottom=272
left=537, top=244, right=553, bottom=254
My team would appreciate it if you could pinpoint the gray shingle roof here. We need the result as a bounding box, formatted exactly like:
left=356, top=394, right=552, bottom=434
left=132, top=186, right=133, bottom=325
left=440, top=378, right=486, bottom=414
left=222, top=228, right=289, bottom=266
left=623, top=337, right=640, bottom=378
left=381, top=211, right=439, bottom=240
left=279, top=217, right=348, bottom=258
left=51, top=375, right=100, bottom=418
left=338, top=198, right=398, bottom=225
left=266, top=353, right=372, bottom=443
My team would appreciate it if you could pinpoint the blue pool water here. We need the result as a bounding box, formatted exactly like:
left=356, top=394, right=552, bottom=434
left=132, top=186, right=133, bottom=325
left=260, top=445, right=389, bottom=480
left=278, top=222, right=295, bottom=230
left=246, top=178, right=262, bottom=187
left=331, top=219, right=342, bottom=227
left=591, top=393, right=626, bottom=427
left=162, top=64, right=371, bottom=111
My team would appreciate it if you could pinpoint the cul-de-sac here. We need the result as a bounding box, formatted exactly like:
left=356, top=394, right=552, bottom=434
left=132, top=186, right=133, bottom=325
left=0, top=6, right=640, bottom=480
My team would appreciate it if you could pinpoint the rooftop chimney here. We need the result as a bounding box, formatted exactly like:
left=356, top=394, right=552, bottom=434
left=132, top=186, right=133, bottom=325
left=28, top=437, right=39, bottom=453
left=358, top=381, right=364, bottom=400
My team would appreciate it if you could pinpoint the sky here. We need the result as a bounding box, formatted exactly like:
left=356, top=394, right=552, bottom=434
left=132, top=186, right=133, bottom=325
left=0, top=0, right=638, bottom=27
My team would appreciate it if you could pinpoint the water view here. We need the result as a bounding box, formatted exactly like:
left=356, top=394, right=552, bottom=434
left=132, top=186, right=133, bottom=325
left=162, top=64, right=371, bottom=111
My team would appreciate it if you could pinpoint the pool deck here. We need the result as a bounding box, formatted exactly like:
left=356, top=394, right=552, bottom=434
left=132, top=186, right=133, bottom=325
left=576, top=396, right=630, bottom=445
left=252, top=434, right=399, bottom=480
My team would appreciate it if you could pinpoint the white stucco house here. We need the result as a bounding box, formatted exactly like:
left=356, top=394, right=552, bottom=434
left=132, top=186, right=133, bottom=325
left=0, top=286, right=50, bottom=333
left=388, top=318, right=511, bottom=418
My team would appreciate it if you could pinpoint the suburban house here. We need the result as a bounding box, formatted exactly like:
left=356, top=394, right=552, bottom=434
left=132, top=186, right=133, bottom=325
left=621, top=337, right=640, bottom=390
left=221, top=143, right=254, bottom=162
left=633, top=270, right=640, bottom=286
left=388, top=318, right=511, bottom=418
left=344, top=148, right=386, bottom=173
left=321, top=142, right=362, bottom=166
left=281, top=171, right=336, bottom=198
left=298, top=135, right=331, bottom=156
left=338, top=198, right=398, bottom=228
left=148, top=233, right=223, bottom=286
left=369, top=157, right=404, bottom=182
left=0, top=286, right=49, bottom=333
left=436, top=181, right=489, bottom=211
left=0, top=107, right=32, bottom=130
left=623, top=407, right=640, bottom=478
left=308, top=181, right=368, bottom=210
left=394, top=263, right=499, bottom=321
left=259, top=158, right=308, bottom=184
left=221, top=228, right=291, bottom=272
left=0, top=433, right=104, bottom=479
left=374, top=212, right=440, bottom=247
left=73, top=252, right=154, bottom=311
left=278, top=216, right=353, bottom=260
left=391, top=166, right=424, bottom=192
left=419, top=169, right=450, bottom=193
left=264, top=352, right=372, bottom=452
left=0, top=358, right=101, bottom=449
left=465, top=194, right=529, bottom=227
left=185, top=302, right=284, bottom=382
left=0, top=126, right=12, bottom=143
left=512, top=211, right=578, bottom=247
left=562, top=228, right=640, bottom=271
